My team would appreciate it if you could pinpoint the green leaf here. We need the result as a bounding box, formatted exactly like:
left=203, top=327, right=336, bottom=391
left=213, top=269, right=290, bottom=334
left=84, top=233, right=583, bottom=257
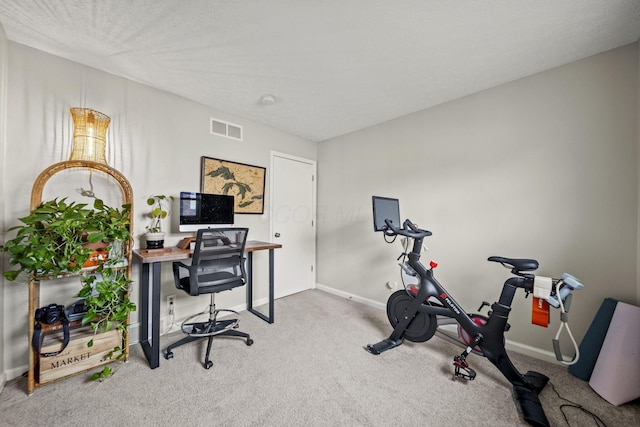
left=86, top=232, right=105, bottom=243
left=3, top=270, right=20, bottom=281
left=93, top=199, right=104, bottom=210
left=87, top=339, right=94, bottom=348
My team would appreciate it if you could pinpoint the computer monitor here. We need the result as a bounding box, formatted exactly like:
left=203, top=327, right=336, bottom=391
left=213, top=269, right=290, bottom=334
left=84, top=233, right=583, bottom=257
left=178, top=192, right=235, bottom=232
left=372, top=196, right=401, bottom=232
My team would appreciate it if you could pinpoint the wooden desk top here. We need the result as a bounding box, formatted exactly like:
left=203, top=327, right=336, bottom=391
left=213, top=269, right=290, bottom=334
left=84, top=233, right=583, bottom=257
left=133, top=240, right=282, bottom=263
left=244, top=241, right=283, bottom=252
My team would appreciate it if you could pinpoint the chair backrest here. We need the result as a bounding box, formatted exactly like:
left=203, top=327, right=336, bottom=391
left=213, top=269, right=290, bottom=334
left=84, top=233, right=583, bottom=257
left=188, top=227, right=249, bottom=294
left=192, top=227, right=248, bottom=264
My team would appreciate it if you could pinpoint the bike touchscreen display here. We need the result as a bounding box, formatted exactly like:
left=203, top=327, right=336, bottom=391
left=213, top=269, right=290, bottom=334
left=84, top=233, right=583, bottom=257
left=372, top=196, right=400, bottom=232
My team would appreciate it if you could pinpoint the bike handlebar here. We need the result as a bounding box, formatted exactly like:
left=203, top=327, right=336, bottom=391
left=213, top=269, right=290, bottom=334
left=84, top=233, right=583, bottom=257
left=384, top=218, right=432, bottom=239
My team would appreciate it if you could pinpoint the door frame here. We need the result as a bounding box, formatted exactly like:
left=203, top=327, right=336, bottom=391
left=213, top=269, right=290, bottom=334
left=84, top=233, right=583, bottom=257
left=269, top=151, right=317, bottom=294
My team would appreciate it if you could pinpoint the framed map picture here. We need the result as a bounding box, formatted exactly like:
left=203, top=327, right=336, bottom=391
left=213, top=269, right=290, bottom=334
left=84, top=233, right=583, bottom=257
left=200, top=157, right=266, bottom=214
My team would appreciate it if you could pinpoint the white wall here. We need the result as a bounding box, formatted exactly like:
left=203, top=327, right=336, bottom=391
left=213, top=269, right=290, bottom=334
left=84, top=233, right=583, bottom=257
left=317, top=44, right=639, bottom=359
left=637, top=41, right=640, bottom=305
left=0, top=42, right=317, bottom=380
left=0, top=24, right=7, bottom=391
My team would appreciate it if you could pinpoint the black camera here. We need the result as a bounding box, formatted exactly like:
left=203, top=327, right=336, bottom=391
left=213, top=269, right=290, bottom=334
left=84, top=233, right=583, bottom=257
left=35, top=303, right=65, bottom=324
left=65, top=299, right=88, bottom=322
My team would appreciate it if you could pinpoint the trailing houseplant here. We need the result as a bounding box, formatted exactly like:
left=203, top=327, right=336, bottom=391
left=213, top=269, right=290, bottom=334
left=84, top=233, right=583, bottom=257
left=76, top=260, right=136, bottom=381
left=144, top=194, right=173, bottom=249
left=0, top=197, right=135, bottom=380
left=0, top=198, right=131, bottom=280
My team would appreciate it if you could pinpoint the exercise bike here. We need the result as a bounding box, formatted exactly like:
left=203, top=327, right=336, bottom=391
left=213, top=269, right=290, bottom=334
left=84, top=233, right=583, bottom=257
left=366, top=198, right=583, bottom=427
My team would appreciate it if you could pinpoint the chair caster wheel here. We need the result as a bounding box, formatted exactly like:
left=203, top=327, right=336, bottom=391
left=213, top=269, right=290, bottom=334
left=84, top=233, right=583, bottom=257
left=246, top=338, right=254, bottom=346
left=204, top=360, right=213, bottom=369
left=165, top=351, right=174, bottom=360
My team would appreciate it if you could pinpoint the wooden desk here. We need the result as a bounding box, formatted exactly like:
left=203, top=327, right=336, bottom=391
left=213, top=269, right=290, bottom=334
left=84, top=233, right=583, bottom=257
left=133, top=240, right=282, bottom=369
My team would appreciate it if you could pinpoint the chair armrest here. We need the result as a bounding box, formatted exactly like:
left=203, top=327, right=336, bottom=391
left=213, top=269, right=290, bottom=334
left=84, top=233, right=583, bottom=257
left=172, top=261, right=191, bottom=290
left=173, top=261, right=190, bottom=269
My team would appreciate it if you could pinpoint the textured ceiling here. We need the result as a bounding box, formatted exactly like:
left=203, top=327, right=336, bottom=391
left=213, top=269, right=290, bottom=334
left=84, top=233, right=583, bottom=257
left=0, top=1, right=639, bottom=142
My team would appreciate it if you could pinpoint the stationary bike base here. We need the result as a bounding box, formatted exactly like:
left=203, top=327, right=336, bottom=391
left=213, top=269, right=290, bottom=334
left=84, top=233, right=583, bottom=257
left=366, top=338, right=403, bottom=355
left=514, top=371, right=550, bottom=427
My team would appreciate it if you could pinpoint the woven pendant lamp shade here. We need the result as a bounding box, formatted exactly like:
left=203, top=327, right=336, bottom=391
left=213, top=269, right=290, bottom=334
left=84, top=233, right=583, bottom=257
left=69, top=108, right=110, bottom=164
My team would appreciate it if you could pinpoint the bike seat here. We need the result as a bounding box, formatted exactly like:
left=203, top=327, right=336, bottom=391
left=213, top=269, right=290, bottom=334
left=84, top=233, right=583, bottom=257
left=488, top=256, right=539, bottom=272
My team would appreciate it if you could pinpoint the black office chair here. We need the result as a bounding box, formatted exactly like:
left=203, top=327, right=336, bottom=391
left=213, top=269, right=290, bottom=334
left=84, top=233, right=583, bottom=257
left=164, top=227, right=253, bottom=369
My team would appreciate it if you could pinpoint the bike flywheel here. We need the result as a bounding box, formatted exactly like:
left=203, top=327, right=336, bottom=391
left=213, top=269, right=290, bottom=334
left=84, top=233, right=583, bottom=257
left=387, top=290, right=436, bottom=343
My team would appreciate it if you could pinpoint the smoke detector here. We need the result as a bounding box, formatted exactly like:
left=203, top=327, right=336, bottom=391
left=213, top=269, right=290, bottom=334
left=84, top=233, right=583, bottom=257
left=259, top=94, right=277, bottom=105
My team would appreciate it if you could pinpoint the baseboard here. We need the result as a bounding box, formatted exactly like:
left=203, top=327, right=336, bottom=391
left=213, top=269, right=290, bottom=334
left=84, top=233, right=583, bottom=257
left=128, top=321, right=141, bottom=345
left=0, top=371, right=6, bottom=393
left=504, top=340, right=562, bottom=364
left=5, top=365, right=26, bottom=382
left=315, top=282, right=561, bottom=364
left=315, top=283, right=386, bottom=310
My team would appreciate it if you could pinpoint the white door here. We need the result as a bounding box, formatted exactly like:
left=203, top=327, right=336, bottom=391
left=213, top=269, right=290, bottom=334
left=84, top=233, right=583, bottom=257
left=270, top=152, right=316, bottom=298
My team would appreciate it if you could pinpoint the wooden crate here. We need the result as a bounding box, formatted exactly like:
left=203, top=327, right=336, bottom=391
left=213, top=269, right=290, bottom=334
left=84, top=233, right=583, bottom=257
left=38, top=328, right=121, bottom=383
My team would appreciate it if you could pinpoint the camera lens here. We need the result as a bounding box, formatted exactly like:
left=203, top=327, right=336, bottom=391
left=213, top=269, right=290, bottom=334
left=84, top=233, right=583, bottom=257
left=46, top=310, right=60, bottom=323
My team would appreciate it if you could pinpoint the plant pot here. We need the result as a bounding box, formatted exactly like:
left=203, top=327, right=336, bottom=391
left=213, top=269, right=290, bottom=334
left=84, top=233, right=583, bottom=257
left=145, top=232, right=165, bottom=249
left=72, top=240, right=109, bottom=268
left=108, top=239, right=124, bottom=260
left=83, top=249, right=109, bottom=268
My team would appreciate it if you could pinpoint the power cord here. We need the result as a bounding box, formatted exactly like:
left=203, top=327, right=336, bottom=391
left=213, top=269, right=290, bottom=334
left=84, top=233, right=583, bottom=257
left=77, top=170, right=98, bottom=198
left=548, top=381, right=607, bottom=427
left=160, top=308, right=176, bottom=336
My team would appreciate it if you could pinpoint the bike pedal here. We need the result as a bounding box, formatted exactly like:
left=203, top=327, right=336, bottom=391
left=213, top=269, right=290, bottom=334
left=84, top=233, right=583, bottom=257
left=453, top=360, right=476, bottom=381
left=466, top=367, right=476, bottom=380
left=453, top=366, right=476, bottom=381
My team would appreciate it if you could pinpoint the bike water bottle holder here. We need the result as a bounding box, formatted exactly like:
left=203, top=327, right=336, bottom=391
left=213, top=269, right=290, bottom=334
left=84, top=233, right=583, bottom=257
left=399, top=262, right=418, bottom=277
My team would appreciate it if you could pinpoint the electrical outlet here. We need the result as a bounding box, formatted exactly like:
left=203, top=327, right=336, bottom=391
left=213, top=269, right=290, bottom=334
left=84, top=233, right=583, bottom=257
left=167, top=295, right=175, bottom=314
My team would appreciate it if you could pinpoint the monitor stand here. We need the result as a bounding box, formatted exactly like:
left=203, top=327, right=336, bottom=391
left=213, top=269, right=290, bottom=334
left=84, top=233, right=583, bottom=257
left=176, top=237, right=196, bottom=250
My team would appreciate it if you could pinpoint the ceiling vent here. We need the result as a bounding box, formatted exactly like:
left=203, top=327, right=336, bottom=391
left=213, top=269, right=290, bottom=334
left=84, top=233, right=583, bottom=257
left=210, top=117, right=243, bottom=141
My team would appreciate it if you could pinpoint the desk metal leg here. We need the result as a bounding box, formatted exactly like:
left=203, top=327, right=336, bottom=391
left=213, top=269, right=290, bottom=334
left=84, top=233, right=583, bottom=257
left=247, top=252, right=253, bottom=311
left=268, top=249, right=274, bottom=321
left=140, top=262, right=161, bottom=368
left=247, top=249, right=275, bottom=324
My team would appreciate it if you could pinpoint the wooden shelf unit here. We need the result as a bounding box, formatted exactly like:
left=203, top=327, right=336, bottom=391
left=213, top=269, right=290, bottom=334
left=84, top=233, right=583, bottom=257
left=27, top=160, right=133, bottom=395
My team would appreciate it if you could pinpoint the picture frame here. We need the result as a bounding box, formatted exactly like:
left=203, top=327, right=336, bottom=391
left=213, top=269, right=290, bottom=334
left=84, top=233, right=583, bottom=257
left=200, top=156, right=266, bottom=214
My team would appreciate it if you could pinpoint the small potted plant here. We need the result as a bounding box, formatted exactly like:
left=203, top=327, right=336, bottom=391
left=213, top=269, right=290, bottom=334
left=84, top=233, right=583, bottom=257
left=144, top=194, right=173, bottom=249
left=89, top=198, right=132, bottom=261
